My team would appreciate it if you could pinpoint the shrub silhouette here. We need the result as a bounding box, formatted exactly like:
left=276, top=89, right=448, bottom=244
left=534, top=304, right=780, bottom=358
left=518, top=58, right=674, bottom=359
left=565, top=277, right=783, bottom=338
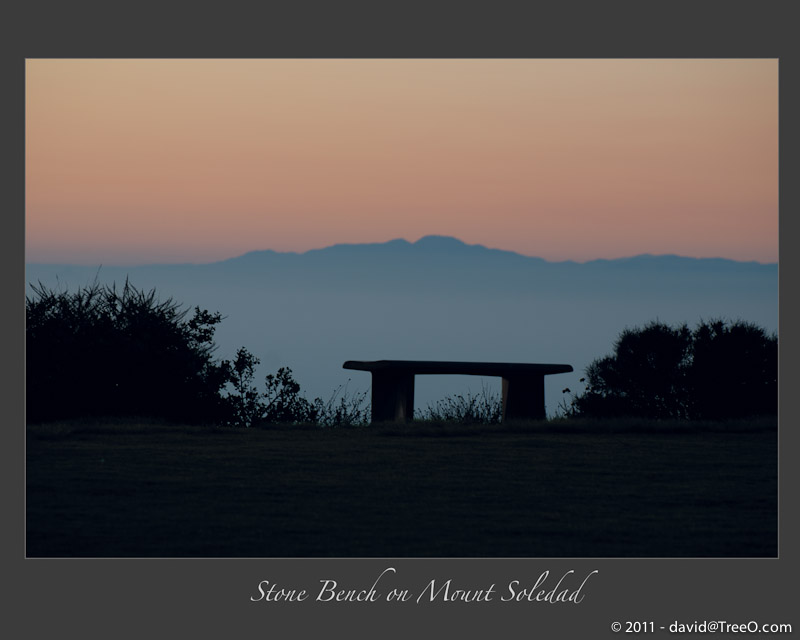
left=224, top=360, right=370, bottom=427
left=27, top=280, right=372, bottom=428
left=574, top=321, right=694, bottom=419
left=26, top=280, right=231, bottom=424
left=225, top=347, right=267, bottom=427
left=573, top=319, right=777, bottom=420
left=689, top=320, right=777, bottom=420
left=257, top=370, right=370, bottom=427
left=261, top=367, right=319, bottom=424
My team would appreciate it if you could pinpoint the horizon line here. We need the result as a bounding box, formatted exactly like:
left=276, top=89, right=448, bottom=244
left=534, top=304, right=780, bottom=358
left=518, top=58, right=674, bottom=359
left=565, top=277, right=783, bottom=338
left=25, top=234, right=779, bottom=268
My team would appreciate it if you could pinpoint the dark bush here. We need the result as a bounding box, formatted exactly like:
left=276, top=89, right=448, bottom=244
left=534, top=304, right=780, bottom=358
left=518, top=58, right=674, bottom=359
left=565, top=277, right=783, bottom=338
left=261, top=367, right=319, bottom=424
left=26, top=280, right=231, bottom=424
left=689, top=320, right=777, bottom=420
left=572, top=319, right=777, bottom=420
left=26, top=280, right=372, bottom=428
left=225, top=347, right=266, bottom=428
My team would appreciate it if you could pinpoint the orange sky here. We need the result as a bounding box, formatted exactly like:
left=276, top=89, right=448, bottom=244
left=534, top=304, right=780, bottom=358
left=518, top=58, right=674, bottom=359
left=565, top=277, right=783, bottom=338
left=25, top=59, right=778, bottom=265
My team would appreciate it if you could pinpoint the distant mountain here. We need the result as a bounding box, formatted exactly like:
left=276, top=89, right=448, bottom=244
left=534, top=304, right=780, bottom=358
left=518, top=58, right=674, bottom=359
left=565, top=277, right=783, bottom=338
left=583, top=252, right=776, bottom=271
left=217, top=235, right=773, bottom=271
left=27, top=235, right=777, bottom=298
left=221, top=235, right=537, bottom=265
left=27, top=235, right=776, bottom=271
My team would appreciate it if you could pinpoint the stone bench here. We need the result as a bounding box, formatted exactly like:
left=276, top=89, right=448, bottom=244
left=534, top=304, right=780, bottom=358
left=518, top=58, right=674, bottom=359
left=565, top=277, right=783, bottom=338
left=342, top=360, right=573, bottom=423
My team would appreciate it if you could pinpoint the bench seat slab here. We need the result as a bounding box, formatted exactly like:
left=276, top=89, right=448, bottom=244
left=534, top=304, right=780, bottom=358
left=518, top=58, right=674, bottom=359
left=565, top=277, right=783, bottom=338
left=343, top=360, right=572, bottom=424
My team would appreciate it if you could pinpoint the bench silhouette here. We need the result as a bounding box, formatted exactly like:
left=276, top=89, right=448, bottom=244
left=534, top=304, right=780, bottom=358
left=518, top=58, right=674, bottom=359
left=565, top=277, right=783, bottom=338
left=343, top=360, right=573, bottom=423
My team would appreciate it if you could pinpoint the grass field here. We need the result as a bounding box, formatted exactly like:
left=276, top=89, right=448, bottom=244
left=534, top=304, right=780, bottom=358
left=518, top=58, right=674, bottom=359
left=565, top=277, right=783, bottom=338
left=26, top=418, right=778, bottom=558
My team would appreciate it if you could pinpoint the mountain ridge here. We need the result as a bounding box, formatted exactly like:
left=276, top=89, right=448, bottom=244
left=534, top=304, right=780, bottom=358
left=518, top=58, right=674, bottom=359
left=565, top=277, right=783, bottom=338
left=25, top=237, right=777, bottom=278
left=215, top=235, right=775, bottom=269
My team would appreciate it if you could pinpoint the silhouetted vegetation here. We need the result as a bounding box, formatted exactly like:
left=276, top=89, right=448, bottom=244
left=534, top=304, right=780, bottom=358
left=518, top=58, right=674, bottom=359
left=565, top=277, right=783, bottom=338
left=311, top=383, right=370, bottom=427
left=569, top=319, right=777, bottom=420
left=689, top=320, right=778, bottom=419
left=261, top=366, right=319, bottom=425
left=419, top=385, right=502, bottom=424
left=26, top=280, right=232, bottom=424
left=26, top=281, right=370, bottom=427
left=27, top=281, right=775, bottom=427
left=225, top=347, right=266, bottom=427
left=224, top=352, right=369, bottom=427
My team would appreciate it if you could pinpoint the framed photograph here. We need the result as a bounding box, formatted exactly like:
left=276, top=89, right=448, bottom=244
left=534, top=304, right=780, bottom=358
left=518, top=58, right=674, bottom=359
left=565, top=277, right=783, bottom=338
left=10, top=3, right=796, bottom=637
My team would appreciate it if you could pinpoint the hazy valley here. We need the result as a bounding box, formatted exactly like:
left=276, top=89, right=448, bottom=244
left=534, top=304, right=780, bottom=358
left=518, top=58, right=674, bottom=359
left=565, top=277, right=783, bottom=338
left=26, top=236, right=778, bottom=414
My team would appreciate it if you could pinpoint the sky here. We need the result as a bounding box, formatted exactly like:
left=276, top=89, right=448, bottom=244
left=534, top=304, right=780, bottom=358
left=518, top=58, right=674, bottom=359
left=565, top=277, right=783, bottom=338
left=25, top=59, right=778, bottom=265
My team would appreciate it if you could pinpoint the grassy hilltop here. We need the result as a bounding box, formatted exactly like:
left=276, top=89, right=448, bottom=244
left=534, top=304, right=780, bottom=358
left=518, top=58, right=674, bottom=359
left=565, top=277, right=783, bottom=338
left=26, top=418, right=777, bottom=558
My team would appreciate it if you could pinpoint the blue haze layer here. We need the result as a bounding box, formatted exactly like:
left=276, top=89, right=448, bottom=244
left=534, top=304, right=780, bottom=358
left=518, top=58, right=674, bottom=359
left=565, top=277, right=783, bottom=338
left=26, top=236, right=778, bottom=417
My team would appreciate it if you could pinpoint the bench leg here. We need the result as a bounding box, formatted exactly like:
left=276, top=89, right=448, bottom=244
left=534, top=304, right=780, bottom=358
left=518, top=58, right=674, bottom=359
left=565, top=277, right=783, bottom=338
left=502, top=375, right=546, bottom=422
left=371, top=372, right=415, bottom=423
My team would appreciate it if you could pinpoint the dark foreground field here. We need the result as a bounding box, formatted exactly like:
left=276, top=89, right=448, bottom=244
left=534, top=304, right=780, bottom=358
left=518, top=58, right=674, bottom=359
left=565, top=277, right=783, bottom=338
left=26, top=419, right=777, bottom=558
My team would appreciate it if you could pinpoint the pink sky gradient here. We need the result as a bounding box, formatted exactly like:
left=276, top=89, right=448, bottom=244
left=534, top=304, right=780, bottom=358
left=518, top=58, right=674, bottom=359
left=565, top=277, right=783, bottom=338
left=26, top=59, right=778, bottom=265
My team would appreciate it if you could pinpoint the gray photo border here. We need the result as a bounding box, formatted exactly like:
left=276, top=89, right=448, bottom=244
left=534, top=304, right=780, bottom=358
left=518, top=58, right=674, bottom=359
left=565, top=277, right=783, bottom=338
left=5, top=1, right=797, bottom=637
